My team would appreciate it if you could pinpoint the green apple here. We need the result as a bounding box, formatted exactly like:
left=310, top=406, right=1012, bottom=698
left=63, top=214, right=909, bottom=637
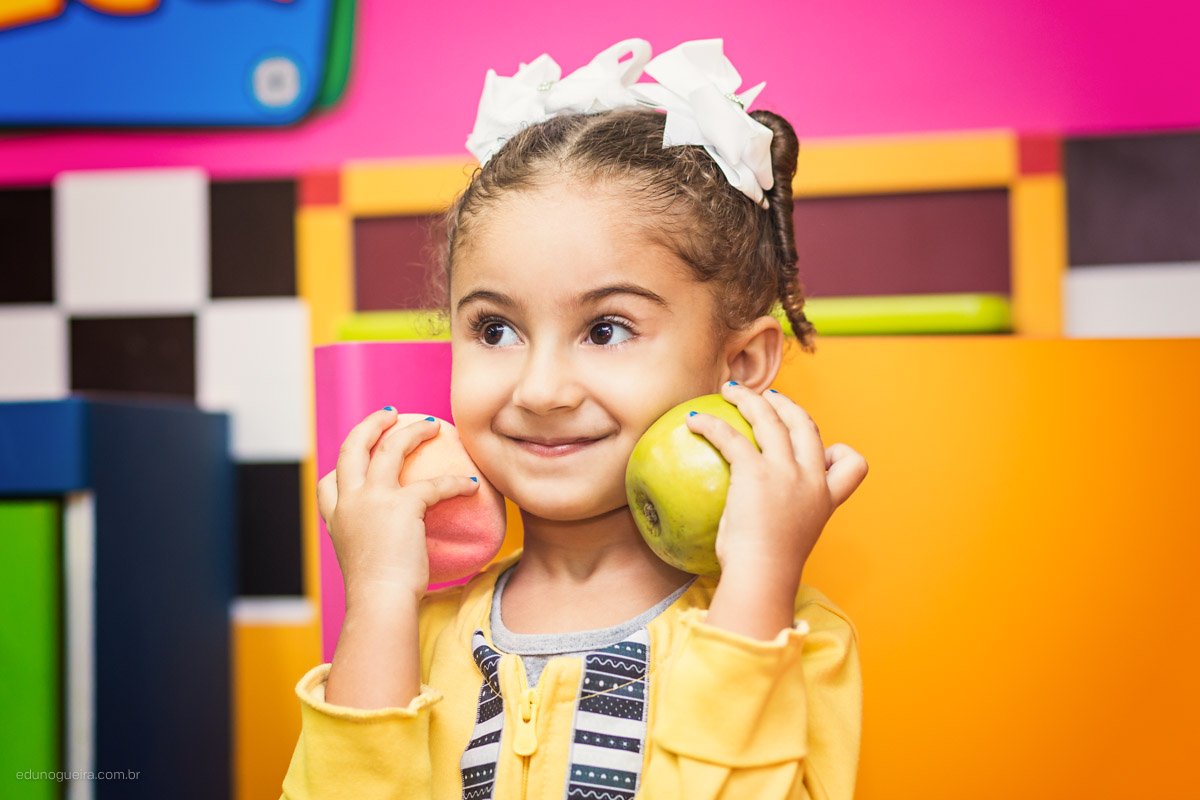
left=625, top=393, right=759, bottom=575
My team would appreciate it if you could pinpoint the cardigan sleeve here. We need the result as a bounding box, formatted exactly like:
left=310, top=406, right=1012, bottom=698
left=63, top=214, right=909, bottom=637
left=279, top=663, right=443, bottom=800
left=639, top=594, right=862, bottom=800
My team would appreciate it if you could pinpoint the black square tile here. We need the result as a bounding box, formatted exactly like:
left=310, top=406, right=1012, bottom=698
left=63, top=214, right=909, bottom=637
left=1066, top=130, right=1200, bottom=265
left=235, top=462, right=303, bottom=596
left=70, top=315, right=195, bottom=399
left=209, top=180, right=296, bottom=298
left=0, top=186, right=54, bottom=304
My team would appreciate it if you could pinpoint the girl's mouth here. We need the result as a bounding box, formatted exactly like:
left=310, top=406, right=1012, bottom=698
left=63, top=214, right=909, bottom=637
left=509, top=436, right=604, bottom=457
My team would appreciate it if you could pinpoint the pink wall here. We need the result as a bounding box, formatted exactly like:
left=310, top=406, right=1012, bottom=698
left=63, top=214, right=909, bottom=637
left=0, top=0, right=1197, bottom=185
left=313, top=342, right=456, bottom=661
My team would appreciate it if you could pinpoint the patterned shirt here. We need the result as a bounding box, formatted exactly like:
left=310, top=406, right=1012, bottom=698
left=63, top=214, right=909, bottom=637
left=459, top=566, right=696, bottom=800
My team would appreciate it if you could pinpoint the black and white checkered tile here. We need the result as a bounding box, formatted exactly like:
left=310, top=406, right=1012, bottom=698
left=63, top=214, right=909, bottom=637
left=1, top=168, right=308, bottom=596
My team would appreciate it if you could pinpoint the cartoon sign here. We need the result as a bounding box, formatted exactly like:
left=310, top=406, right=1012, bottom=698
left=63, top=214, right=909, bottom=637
left=0, top=0, right=354, bottom=126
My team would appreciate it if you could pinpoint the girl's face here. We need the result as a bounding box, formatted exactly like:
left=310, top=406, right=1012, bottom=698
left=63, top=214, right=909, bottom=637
left=449, top=180, right=732, bottom=521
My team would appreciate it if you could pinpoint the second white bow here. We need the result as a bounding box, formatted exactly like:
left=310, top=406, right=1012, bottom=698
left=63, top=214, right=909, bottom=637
left=632, top=39, right=775, bottom=209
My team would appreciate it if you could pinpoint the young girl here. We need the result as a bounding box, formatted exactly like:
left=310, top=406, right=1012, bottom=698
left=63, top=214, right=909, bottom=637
left=282, top=39, right=868, bottom=800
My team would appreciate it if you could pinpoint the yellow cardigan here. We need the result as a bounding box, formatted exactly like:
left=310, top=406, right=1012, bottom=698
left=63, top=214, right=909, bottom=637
left=281, top=550, right=862, bottom=799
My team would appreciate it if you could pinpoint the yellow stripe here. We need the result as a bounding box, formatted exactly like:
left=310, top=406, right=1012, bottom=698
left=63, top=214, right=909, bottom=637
left=1009, top=175, right=1067, bottom=336
left=340, top=132, right=1016, bottom=209
left=295, top=207, right=353, bottom=605
left=296, top=206, right=354, bottom=347
left=343, top=157, right=477, bottom=216
left=795, top=130, right=1017, bottom=197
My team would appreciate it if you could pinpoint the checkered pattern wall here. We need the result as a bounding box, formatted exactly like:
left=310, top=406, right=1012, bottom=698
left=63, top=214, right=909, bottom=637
left=0, top=169, right=308, bottom=598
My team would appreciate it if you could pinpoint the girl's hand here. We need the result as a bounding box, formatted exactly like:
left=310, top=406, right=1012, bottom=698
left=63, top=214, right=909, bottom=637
left=316, top=408, right=480, bottom=603
left=685, top=382, right=869, bottom=586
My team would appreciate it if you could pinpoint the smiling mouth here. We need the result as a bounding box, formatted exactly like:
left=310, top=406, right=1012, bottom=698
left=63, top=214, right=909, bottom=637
left=509, top=436, right=605, bottom=457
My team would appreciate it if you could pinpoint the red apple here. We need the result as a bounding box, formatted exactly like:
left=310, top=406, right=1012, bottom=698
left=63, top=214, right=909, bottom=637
left=395, top=413, right=507, bottom=582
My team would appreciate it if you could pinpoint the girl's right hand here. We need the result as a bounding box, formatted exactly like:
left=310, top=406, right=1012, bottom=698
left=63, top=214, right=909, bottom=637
left=316, top=408, right=480, bottom=604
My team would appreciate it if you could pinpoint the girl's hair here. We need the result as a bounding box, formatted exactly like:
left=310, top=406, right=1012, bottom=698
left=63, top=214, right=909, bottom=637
left=433, top=106, right=817, bottom=354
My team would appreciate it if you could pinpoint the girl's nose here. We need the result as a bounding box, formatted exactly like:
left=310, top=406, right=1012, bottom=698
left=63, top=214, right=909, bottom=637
left=511, top=346, right=584, bottom=414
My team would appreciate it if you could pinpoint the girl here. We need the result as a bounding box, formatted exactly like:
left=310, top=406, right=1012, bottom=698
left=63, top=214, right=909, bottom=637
left=282, top=39, right=868, bottom=800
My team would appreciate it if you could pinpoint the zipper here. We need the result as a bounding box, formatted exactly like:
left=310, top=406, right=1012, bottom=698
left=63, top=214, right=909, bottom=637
left=514, top=685, right=539, bottom=796
left=514, top=685, right=540, bottom=755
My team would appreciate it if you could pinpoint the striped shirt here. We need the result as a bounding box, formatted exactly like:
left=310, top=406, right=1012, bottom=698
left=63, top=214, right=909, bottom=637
left=459, top=565, right=696, bottom=800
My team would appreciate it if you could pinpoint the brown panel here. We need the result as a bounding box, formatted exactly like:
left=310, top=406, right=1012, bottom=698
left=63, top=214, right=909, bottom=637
left=210, top=180, right=297, bottom=298
left=353, top=215, right=445, bottom=311
left=1066, top=130, right=1200, bottom=266
left=70, top=315, right=195, bottom=400
left=0, top=186, right=53, bottom=304
left=793, top=190, right=1011, bottom=297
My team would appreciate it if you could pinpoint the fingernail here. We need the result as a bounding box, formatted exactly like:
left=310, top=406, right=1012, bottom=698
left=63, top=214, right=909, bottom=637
left=470, top=476, right=478, bottom=483
left=768, top=389, right=779, bottom=394
left=727, top=380, right=738, bottom=386
left=688, top=410, right=698, bottom=417
left=424, top=416, right=436, bottom=421
left=383, top=405, right=396, bottom=411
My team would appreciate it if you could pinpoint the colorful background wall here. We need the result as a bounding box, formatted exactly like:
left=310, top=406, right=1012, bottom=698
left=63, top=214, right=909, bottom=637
left=1, top=2, right=1197, bottom=799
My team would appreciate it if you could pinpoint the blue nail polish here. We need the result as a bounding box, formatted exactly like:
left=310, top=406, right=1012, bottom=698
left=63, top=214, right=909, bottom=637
left=470, top=476, right=479, bottom=483
left=688, top=411, right=698, bottom=417
left=425, top=416, right=436, bottom=421
left=383, top=405, right=395, bottom=411
left=768, top=389, right=779, bottom=394
left=727, top=380, right=738, bottom=386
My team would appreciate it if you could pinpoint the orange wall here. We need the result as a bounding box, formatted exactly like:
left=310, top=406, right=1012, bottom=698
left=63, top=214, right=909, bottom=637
left=777, top=336, right=1199, bottom=798
left=233, top=617, right=320, bottom=800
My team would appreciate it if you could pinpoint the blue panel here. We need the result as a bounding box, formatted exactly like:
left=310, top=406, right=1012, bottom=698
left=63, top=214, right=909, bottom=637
left=0, top=398, right=234, bottom=798
left=86, top=400, right=233, bottom=800
left=0, top=398, right=88, bottom=494
left=0, top=0, right=333, bottom=126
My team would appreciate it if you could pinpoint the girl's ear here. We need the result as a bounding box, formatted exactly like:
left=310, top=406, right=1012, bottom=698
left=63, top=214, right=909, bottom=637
left=722, top=314, right=785, bottom=392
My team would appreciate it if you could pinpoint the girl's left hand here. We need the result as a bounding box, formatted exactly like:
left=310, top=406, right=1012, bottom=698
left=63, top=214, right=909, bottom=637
left=685, top=381, right=869, bottom=582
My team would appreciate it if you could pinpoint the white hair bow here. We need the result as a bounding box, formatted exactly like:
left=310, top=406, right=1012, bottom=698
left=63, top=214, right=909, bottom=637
left=465, top=38, right=775, bottom=209
left=631, top=39, right=775, bottom=209
left=465, top=38, right=652, bottom=165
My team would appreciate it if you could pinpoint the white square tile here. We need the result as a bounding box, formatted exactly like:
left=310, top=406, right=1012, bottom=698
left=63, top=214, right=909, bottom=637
left=0, top=306, right=68, bottom=400
left=198, top=298, right=310, bottom=460
left=55, top=168, right=208, bottom=314
left=1065, top=262, right=1200, bottom=337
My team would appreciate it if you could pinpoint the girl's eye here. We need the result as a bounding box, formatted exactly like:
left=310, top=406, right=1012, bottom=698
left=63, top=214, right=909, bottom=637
left=588, top=319, right=634, bottom=346
left=480, top=319, right=519, bottom=347
left=469, top=315, right=636, bottom=348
